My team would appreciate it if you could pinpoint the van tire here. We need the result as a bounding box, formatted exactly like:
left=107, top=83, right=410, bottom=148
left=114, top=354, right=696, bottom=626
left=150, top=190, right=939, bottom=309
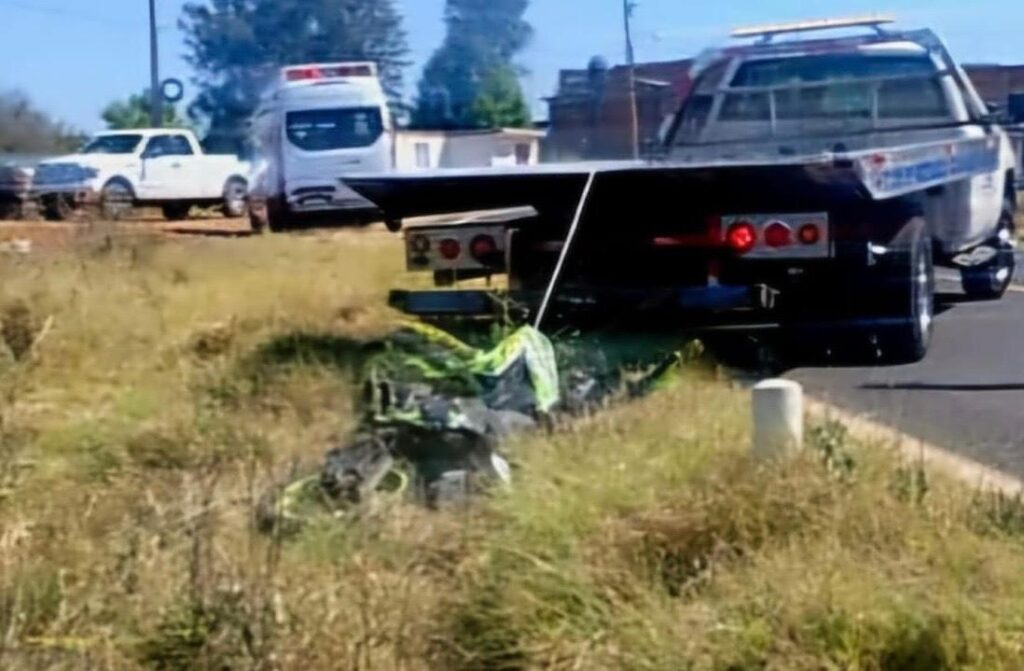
left=250, top=197, right=291, bottom=234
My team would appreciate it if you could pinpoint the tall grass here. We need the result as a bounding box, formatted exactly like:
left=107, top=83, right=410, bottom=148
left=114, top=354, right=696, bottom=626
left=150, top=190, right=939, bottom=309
left=1, top=228, right=1024, bottom=669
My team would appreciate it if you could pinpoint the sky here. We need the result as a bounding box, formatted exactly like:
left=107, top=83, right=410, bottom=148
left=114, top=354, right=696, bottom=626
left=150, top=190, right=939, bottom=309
left=0, top=0, right=1022, bottom=133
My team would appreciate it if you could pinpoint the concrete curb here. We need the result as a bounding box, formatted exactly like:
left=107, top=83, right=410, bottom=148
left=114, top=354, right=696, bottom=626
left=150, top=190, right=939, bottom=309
left=806, top=397, right=1024, bottom=495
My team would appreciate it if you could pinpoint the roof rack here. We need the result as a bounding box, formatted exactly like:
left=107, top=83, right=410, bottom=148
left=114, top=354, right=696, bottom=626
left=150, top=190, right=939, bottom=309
left=731, top=16, right=895, bottom=43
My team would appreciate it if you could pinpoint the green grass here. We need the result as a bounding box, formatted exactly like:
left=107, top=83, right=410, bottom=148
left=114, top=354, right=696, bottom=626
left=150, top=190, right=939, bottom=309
left=2, top=227, right=1024, bottom=669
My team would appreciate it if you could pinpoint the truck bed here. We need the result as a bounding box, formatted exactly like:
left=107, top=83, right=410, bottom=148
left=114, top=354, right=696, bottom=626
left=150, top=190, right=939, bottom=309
left=345, top=135, right=1000, bottom=222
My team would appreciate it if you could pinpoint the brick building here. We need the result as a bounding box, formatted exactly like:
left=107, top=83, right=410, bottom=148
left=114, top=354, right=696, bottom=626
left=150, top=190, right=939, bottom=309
left=544, top=58, right=1024, bottom=161
left=543, top=58, right=693, bottom=161
left=962, top=64, right=1024, bottom=116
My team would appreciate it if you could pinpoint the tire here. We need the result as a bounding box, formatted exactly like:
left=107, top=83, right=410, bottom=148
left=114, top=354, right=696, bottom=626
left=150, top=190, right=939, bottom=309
left=961, top=198, right=1016, bottom=300
left=42, top=194, right=73, bottom=221
left=222, top=177, right=248, bottom=219
left=249, top=197, right=291, bottom=233
left=100, top=178, right=135, bottom=220
left=0, top=201, right=19, bottom=221
left=161, top=203, right=192, bottom=221
left=868, top=218, right=935, bottom=364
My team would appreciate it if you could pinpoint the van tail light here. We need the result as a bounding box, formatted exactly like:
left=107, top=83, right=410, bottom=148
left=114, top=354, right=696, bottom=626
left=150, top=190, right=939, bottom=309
left=726, top=221, right=757, bottom=254
left=438, top=239, right=461, bottom=260
left=469, top=234, right=498, bottom=261
left=284, top=63, right=375, bottom=81
left=763, top=221, right=793, bottom=248
left=798, top=224, right=821, bottom=245
left=285, top=67, right=323, bottom=81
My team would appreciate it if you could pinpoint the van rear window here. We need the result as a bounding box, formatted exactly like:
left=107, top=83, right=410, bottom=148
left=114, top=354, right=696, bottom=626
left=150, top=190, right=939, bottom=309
left=285, top=108, right=384, bottom=151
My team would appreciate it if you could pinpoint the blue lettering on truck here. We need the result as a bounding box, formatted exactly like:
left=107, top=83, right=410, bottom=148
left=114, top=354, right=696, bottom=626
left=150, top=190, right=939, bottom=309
left=877, top=144, right=999, bottom=192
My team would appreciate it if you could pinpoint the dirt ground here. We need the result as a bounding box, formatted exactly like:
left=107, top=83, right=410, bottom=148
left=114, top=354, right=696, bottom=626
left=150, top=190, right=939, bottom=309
left=0, top=211, right=255, bottom=251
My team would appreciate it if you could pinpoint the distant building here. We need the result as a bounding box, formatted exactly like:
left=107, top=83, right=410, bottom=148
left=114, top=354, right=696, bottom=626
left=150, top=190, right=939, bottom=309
left=962, top=64, right=1024, bottom=118
left=394, top=128, right=545, bottom=171
left=544, top=58, right=1024, bottom=161
left=544, top=58, right=693, bottom=162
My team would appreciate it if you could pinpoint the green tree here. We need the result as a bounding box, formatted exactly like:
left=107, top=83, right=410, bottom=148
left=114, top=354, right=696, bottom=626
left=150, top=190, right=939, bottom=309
left=414, top=0, right=532, bottom=129
left=101, top=92, right=187, bottom=130
left=0, top=90, right=81, bottom=154
left=180, top=0, right=409, bottom=153
left=470, top=66, right=531, bottom=128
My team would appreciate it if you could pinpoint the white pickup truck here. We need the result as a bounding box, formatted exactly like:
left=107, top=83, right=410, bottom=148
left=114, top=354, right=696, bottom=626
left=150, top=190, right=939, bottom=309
left=32, top=129, right=250, bottom=221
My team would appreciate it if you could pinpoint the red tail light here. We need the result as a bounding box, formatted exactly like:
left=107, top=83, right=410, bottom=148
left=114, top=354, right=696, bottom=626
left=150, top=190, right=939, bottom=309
left=763, top=221, right=792, bottom=248
left=285, top=67, right=323, bottom=81
left=798, top=224, right=821, bottom=245
left=726, top=221, right=757, bottom=254
left=470, top=234, right=498, bottom=261
left=438, top=239, right=461, bottom=260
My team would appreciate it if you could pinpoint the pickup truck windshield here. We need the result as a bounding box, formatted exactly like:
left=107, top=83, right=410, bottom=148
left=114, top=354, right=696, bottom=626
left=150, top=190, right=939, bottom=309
left=286, top=108, right=384, bottom=151
left=81, top=135, right=143, bottom=155
left=676, top=53, right=951, bottom=145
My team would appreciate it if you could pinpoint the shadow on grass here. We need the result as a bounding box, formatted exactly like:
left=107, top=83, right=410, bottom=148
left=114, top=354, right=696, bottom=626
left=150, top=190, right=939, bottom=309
left=245, top=332, right=384, bottom=376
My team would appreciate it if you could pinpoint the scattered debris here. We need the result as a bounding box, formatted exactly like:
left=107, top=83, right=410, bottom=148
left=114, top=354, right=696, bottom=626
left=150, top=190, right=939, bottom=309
left=261, top=323, right=687, bottom=532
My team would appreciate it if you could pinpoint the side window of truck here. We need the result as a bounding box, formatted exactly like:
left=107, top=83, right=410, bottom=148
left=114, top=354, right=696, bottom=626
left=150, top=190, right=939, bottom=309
left=144, top=135, right=195, bottom=158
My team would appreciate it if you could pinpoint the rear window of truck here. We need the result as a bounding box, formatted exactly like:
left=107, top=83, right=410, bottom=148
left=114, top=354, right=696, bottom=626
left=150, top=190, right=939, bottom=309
left=285, top=108, right=384, bottom=151
left=722, top=54, right=949, bottom=121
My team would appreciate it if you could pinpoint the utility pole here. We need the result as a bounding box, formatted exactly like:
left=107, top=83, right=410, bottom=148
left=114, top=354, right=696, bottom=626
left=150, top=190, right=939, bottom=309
left=623, top=0, right=639, bottom=159
left=148, top=0, right=163, bottom=127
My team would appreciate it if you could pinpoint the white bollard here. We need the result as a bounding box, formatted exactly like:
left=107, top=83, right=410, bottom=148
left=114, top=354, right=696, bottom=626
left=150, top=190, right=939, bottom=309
left=752, top=379, right=804, bottom=460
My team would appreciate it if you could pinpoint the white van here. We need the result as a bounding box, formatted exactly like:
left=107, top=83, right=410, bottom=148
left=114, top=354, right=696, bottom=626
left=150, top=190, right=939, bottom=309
left=248, top=62, right=392, bottom=232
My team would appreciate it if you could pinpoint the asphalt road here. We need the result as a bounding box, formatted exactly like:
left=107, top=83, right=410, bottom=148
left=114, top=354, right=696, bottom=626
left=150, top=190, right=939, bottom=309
left=788, top=271, right=1024, bottom=478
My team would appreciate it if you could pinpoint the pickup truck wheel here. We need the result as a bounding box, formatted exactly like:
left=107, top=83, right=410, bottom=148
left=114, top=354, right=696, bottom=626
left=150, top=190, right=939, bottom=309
left=101, top=179, right=134, bottom=220
left=961, top=199, right=1016, bottom=300
left=222, top=178, right=248, bottom=218
left=161, top=203, right=192, bottom=221
left=866, top=219, right=935, bottom=364
left=42, top=194, right=74, bottom=221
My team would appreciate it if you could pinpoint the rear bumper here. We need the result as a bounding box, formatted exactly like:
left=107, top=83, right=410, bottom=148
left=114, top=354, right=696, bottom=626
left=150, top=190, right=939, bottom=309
left=390, top=284, right=774, bottom=319
left=390, top=240, right=914, bottom=327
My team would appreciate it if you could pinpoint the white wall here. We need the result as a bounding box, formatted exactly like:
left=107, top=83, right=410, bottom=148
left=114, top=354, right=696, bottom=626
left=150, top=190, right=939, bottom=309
left=394, top=131, right=542, bottom=171
left=394, top=133, right=447, bottom=170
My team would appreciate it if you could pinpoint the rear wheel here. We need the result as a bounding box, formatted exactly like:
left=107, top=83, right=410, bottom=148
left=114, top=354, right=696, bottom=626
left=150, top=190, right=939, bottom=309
left=101, top=179, right=134, bottom=220
left=222, top=177, right=248, bottom=218
left=873, top=226, right=935, bottom=363
left=802, top=218, right=934, bottom=365
left=961, top=199, right=1016, bottom=300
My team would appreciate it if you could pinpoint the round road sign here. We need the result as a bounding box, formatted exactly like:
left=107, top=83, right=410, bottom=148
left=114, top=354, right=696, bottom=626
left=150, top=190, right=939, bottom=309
left=161, top=78, right=185, bottom=104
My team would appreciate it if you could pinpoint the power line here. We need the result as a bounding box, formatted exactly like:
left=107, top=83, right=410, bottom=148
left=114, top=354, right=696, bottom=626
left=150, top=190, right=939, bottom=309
left=0, top=0, right=166, bottom=30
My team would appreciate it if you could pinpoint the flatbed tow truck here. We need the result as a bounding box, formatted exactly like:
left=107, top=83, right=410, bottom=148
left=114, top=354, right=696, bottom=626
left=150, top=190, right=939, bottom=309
left=346, top=18, right=1018, bottom=364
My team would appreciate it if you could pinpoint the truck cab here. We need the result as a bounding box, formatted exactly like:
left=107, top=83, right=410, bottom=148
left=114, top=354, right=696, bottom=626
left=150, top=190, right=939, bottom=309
left=248, top=62, right=393, bottom=232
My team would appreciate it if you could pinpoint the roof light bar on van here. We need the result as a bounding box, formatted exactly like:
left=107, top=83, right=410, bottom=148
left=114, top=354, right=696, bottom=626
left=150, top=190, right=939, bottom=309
left=731, top=15, right=894, bottom=41
left=283, top=63, right=377, bottom=82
